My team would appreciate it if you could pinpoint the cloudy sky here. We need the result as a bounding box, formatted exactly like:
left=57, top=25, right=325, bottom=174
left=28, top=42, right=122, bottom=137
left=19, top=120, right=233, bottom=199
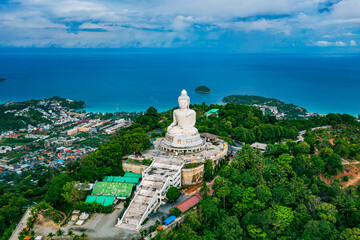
left=0, top=0, right=359, bottom=51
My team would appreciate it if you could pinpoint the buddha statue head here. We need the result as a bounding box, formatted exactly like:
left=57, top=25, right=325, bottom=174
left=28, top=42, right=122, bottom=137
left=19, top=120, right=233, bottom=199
left=178, top=89, right=190, bottom=110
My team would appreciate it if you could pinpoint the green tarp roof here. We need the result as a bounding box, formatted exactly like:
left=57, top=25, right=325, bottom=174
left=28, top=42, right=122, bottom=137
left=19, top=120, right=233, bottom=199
left=119, top=177, right=139, bottom=184
left=204, top=109, right=219, bottom=115
left=85, top=195, right=115, bottom=206
left=103, top=176, right=114, bottom=182
left=103, top=196, right=116, bottom=206
left=92, top=181, right=133, bottom=198
left=124, top=172, right=142, bottom=178
left=102, top=175, right=140, bottom=184
left=95, top=196, right=105, bottom=205
left=85, top=195, right=97, bottom=203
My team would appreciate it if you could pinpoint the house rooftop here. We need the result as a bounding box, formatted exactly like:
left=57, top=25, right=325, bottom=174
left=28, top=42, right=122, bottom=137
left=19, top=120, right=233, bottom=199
left=175, top=193, right=202, bottom=213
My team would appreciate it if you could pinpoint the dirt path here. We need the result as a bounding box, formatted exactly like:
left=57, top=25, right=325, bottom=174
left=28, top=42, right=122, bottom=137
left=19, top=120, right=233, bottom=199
left=343, top=173, right=360, bottom=187
left=343, top=161, right=360, bottom=165
left=183, top=182, right=202, bottom=195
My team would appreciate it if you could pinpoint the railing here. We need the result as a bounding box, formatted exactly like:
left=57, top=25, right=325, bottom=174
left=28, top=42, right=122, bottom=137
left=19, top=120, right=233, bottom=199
left=116, top=177, right=144, bottom=227
left=137, top=191, right=159, bottom=229
left=142, top=157, right=156, bottom=178
left=159, top=177, right=171, bottom=199
left=184, top=142, right=228, bottom=164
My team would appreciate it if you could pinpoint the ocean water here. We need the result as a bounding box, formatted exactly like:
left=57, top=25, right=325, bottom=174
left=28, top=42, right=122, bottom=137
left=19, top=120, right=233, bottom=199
left=0, top=49, right=359, bottom=115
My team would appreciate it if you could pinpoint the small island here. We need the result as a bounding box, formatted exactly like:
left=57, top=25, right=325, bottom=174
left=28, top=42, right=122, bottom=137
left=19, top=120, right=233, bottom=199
left=195, top=85, right=212, bottom=94
left=0, top=78, right=7, bottom=82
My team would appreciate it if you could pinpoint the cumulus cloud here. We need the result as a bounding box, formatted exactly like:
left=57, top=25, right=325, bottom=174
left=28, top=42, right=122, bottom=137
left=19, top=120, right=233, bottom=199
left=0, top=0, right=359, bottom=49
left=314, top=40, right=357, bottom=47
left=315, top=41, right=333, bottom=47
left=334, top=41, right=346, bottom=46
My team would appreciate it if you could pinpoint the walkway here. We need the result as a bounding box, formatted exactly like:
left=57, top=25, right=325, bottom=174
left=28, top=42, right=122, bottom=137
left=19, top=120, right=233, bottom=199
left=295, top=126, right=330, bottom=142
left=10, top=208, right=32, bottom=240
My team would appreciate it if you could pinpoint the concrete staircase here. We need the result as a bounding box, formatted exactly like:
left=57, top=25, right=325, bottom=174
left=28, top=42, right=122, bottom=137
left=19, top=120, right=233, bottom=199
left=116, top=156, right=184, bottom=230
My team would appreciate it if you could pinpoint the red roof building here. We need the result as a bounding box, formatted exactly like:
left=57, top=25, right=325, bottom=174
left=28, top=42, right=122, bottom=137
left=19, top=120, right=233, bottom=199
left=175, top=193, right=202, bottom=213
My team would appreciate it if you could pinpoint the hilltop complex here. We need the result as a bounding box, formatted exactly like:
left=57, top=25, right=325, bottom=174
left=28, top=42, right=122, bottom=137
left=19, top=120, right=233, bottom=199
left=117, top=89, right=228, bottom=230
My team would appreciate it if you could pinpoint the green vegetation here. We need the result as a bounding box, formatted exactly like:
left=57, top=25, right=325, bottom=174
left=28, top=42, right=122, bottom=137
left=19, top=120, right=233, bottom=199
left=0, top=166, right=61, bottom=238
left=184, top=162, right=203, bottom=169
left=76, top=136, right=108, bottom=148
left=204, top=159, right=214, bottom=181
left=155, top=142, right=360, bottom=240
left=195, top=85, right=212, bottom=94
left=127, top=158, right=153, bottom=165
left=167, top=187, right=180, bottom=202
left=169, top=207, right=182, bottom=217
left=191, top=103, right=299, bottom=144
left=17, top=202, right=65, bottom=240
left=142, top=158, right=153, bottom=165
left=304, top=123, right=360, bottom=161
left=223, top=94, right=308, bottom=119
left=50, top=96, right=86, bottom=109
left=74, top=201, right=113, bottom=213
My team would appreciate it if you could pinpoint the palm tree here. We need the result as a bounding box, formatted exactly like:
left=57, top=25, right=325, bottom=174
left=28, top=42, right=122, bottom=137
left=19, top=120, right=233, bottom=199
left=72, top=235, right=80, bottom=240
left=199, top=182, right=210, bottom=197
left=80, top=233, right=88, bottom=239
left=67, top=230, right=74, bottom=239
left=47, top=232, right=55, bottom=240
left=56, top=229, right=65, bottom=239
left=19, top=231, right=27, bottom=239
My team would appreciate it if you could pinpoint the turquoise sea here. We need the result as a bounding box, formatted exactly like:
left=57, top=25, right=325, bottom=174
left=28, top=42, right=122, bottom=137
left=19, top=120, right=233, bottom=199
left=0, top=49, right=359, bottom=115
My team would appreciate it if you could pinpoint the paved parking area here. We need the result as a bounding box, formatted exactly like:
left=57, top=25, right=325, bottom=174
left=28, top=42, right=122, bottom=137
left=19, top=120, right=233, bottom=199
left=34, top=208, right=140, bottom=240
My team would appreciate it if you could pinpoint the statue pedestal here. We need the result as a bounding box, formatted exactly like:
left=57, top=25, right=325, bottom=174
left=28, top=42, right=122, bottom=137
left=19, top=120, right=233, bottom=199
left=160, top=132, right=205, bottom=154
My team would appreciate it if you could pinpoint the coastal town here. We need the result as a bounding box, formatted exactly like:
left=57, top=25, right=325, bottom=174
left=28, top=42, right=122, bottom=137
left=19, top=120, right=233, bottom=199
left=0, top=97, right=133, bottom=177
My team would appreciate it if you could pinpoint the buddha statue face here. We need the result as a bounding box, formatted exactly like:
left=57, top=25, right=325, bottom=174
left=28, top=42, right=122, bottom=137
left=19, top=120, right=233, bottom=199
left=178, top=89, right=190, bottom=110
left=178, top=98, right=189, bottom=109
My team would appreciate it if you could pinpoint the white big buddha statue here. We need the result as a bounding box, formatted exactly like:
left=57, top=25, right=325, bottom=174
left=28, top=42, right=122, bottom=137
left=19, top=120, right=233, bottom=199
left=161, top=89, right=204, bottom=151
left=167, top=89, right=199, bottom=136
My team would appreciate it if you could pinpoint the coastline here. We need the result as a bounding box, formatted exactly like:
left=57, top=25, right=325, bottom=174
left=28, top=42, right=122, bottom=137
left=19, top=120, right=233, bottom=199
left=0, top=93, right=358, bottom=116
left=1, top=52, right=359, bottom=116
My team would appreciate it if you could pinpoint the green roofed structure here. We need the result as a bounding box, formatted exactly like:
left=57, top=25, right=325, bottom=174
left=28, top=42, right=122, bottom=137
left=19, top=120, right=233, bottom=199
left=92, top=182, right=133, bottom=199
left=103, top=176, right=114, bottom=182
left=102, top=175, right=140, bottom=184
left=124, top=172, right=142, bottom=178
left=204, top=109, right=219, bottom=116
left=85, top=195, right=116, bottom=206
left=103, top=196, right=116, bottom=206
left=119, top=177, right=139, bottom=184
left=85, top=195, right=97, bottom=203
